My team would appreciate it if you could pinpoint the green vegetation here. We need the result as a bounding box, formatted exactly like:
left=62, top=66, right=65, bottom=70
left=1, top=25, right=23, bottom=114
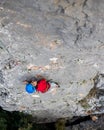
left=0, top=107, right=54, bottom=130
left=55, top=119, right=66, bottom=130
left=79, top=99, right=91, bottom=109
left=79, top=75, right=99, bottom=109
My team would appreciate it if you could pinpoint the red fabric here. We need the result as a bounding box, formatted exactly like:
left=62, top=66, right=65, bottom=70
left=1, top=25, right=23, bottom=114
left=37, top=79, right=50, bottom=93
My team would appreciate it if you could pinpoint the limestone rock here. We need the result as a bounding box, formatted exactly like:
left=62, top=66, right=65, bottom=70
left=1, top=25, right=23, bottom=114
left=0, top=0, right=104, bottom=122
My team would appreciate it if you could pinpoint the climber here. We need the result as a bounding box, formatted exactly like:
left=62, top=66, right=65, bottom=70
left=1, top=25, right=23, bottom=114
left=23, top=75, right=59, bottom=94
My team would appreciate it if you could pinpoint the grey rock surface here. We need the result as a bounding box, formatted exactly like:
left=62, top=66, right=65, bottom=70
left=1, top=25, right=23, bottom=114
left=0, top=0, right=104, bottom=122
left=66, top=114, right=104, bottom=130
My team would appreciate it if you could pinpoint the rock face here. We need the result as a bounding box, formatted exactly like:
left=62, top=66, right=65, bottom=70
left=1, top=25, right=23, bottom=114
left=0, top=0, right=104, bottom=122
left=66, top=114, right=104, bottom=130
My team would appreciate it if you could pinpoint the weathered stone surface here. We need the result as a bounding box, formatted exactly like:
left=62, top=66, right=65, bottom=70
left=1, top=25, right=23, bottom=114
left=0, top=0, right=104, bottom=122
left=66, top=114, right=104, bottom=130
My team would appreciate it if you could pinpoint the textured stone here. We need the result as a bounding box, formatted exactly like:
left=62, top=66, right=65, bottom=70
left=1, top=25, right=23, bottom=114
left=66, top=114, right=104, bottom=130
left=0, top=0, right=104, bottom=122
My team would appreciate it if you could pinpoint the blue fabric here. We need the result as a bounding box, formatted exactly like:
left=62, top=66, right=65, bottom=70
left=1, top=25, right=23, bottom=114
left=25, top=84, right=36, bottom=93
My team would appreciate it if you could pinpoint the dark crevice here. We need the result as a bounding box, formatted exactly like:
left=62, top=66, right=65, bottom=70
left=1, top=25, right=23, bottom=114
left=0, top=0, right=7, bottom=5
left=65, top=114, right=104, bottom=130
left=0, top=70, right=4, bottom=84
left=83, top=0, right=88, bottom=7
left=72, top=2, right=75, bottom=7
left=89, top=25, right=95, bottom=35
left=82, top=10, right=89, bottom=21
left=74, top=21, right=82, bottom=45
left=65, top=0, right=70, bottom=4
left=66, top=115, right=91, bottom=126
left=56, top=5, right=65, bottom=14
left=74, top=34, right=81, bottom=44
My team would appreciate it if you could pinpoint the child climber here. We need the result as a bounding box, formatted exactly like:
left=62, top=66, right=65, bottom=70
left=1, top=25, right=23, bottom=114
left=23, top=75, right=59, bottom=94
